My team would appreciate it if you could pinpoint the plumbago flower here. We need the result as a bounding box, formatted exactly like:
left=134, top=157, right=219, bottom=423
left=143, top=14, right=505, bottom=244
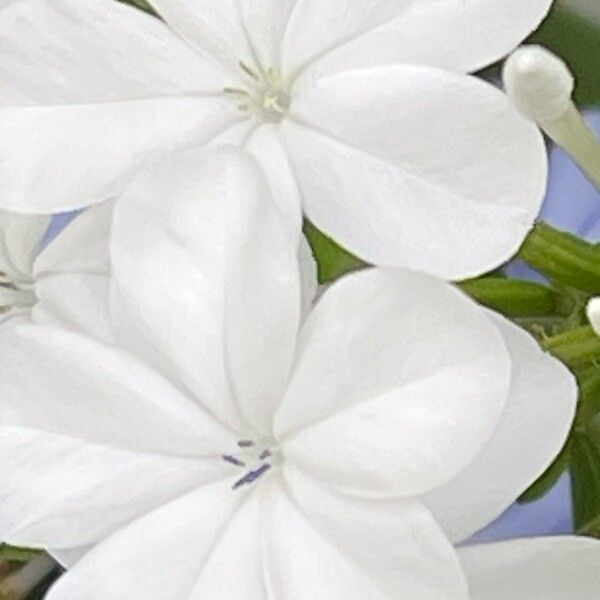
left=0, top=206, right=112, bottom=339
left=0, top=0, right=552, bottom=278
left=0, top=148, right=577, bottom=598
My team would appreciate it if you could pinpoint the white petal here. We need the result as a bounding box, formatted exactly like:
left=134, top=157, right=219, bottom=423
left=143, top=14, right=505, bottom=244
left=459, top=537, right=600, bottom=600
left=31, top=274, right=112, bottom=343
left=50, top=547, right=91, bottom=569
left=0, top=0, right=227, bottom=104
left=275, top=268, right=512, bottom=497
left=0, top=426, right=225, bottom=549
left=283, top=66, right=546, bottom=279
left=0, top=211, right=49, bottom=282
left=423, top=312, right=577, bottom=544
left=0, top=0, right=237, bottom=212
left=0, top=96, right=240, bottom=214
left=238, top=0, right=298, bottom=72
left=281, top=0, right=552, bottom=79
left=244, top=124, right=303, bottom=236
left=111, top=147, right=302, bottom=435
left=190, top=480, right=405, bottom=600
left=299, top=235, right=318, bottom=317
left=149, top=0, right=254, bottom=75
left=0, top=318, right=233, bottom=456
left=284, top=467, right=470, bottom=599
left=46, top=481, right=243, bottom=600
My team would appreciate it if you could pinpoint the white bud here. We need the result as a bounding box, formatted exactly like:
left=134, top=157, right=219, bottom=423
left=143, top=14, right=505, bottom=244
left=503, top=45, right=574, bottom=123
left=587, top=298, right=600, bottom=337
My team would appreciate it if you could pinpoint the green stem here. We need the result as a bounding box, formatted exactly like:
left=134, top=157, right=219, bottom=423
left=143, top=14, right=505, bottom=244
left=543, top=326, right=600, bottom=368
left=460, top=277, right=572, bottom=317
left=519, top=223, right=600, bottom=294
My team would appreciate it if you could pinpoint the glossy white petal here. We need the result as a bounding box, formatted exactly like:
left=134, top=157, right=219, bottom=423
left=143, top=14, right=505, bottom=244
left=282, top=0, right=552, bottom=79
left=244, top=124, right=303, bottom=236
left=0, top=0, right=227, bottom=104
left=0, top=427, right=225, bottom=549
left=189, top=480, right=433, bottom=600
left=46, top=481, right=243, bottom=600
left=460, top=537, right=600, bottom=600
left=423, top=312, right=577, bottom=543
left=50, top=547, right=91, bottom=569
left=0, top=0, right=236, bottom=213
left=32, top=274, right=112, bottom=343
left=0, top=318, right=233, bottom=456
left=284, top=66, right=546, bottom=279
left=0, top=211, right=49, bottom=282
left=276, top=268, right=512, bottom=497
left=0, top=97, right=240, bottom=214
left=284, top=467, right=470, bottom=599
left=111, top=147, right=302, bottom=435
left=238, top=0, right=298, bottom=72
left=149, top=0, right=253, bottom=75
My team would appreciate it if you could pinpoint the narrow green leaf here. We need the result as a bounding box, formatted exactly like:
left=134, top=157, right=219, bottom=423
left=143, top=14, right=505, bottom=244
left=304, top=222, right=365, bottom=284
left=519, top=223, right=600, bottom=294
left=460, top=278, right=571, bottom=317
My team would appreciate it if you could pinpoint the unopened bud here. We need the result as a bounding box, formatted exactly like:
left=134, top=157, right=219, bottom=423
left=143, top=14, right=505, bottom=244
left=503, top=45, right=574, bottom=123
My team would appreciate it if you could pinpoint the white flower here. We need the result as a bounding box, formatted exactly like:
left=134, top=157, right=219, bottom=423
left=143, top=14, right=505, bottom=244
left=0, top=0, right=552, bottom=278
left=460, top=536, right=600, bottom=599
left=0, top=207, right=112, bottom=339
left=0, top=147, right=576, bottom=599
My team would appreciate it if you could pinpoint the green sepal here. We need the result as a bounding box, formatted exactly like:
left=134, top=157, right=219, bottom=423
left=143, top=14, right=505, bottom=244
left=459, top=277, right=572, bottom=318
left=519, top=223, right=600, bottom=294
left=304, top=222, right=365, bottom=284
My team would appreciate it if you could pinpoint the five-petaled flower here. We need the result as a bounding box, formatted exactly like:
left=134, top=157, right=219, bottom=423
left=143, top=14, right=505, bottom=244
left=0, top=0, right=552, bottom=278
left=0, top=148, right=578, bottom=599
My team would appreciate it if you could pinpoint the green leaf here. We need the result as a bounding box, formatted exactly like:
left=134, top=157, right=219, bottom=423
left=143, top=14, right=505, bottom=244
left=0, top=544, right=41, bottom=563
left=459, top=278, right=571, bottom=317
left=570, top=430, right=600, bottom=534
left=303, top=222, right=365, bottom=284
left=519, top=223, right=600, bottom=294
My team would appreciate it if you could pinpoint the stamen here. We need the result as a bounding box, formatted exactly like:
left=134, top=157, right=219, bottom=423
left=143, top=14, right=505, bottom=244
left=258, top=449, right=272, bottom=461
left=232, top=463, right=272, bottom=490
left=224, top=87, right=251, bottom=97
left=239, top=61, right=260, bottom=82
left=237, top=440, right=255, bottom=448
left=222, top=454, right=246, bottom=468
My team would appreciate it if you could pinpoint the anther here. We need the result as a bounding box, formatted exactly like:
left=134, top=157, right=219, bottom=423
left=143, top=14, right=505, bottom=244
left=239, top=61, right=260, bottom=82
left=232, top=463, right=272, bottom=491
left=222, top=454, right=246, bottom=468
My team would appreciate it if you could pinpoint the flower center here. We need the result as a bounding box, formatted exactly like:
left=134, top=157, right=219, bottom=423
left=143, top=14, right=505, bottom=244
left=0, top=271, right=36, bottom=316
left=224, top=61, right=290, bottom=122
left=222, top=437, right=282, bottom=491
